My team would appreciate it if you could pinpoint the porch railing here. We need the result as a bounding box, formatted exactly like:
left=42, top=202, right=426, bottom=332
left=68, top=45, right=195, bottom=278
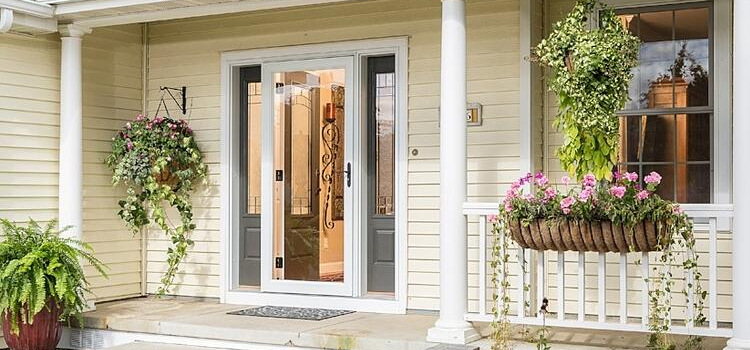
left=464, top=202, right=734, bottom=337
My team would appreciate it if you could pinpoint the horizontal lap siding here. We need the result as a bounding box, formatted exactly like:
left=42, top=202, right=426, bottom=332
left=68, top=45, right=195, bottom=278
left=0, top=33, right=60, bottom=347
left=0, top=26, right=143, bottom=304
left=82, top=25, right=144, bottom=301
left=146, top=0, right=522, bottom=309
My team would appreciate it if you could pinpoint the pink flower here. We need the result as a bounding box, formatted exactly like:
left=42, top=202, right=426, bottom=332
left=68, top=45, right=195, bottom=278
left=504, top=201, right=513, bottom=212
left=560, top=196, right=576, bottom=214
left=523, top=193, right=535, bottom=201
left=609, top=186, right=626, bottom=199
left=582, top=174, right=597, bottom=187
left=673, top=206, right=683, bottom=214
left=544, top=187, right=557, bottom=199
left=644, top=172, right=662, bottom=185
left=487, top=214, right=498, bottom=223
left=136, top=114, right=144, bottom=122
left=578, top=187, right=593, bottom=202
left=126, top=141, right=134, bottom=151
left=536, top=174, right=549, bottom=187
left=613, top=171, right=621, bottom=180
left=636, top=190, right=650, bottom=200
left=561, top=176, right=571, bottom=185
left=624, top=172, right=639, bottom=182
left=125, top=122, right=132, bottom=130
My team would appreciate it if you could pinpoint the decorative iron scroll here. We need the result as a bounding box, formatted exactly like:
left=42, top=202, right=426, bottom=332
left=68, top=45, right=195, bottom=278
left=321, top=85, right=345, bottom=232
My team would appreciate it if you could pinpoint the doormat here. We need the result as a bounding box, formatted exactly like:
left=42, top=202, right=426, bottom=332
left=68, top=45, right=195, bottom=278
left=228, top=305, right=354, bottom=321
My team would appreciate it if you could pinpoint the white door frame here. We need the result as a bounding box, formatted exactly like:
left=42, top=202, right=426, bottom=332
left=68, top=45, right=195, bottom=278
left=219, top=37, right=408, bottom=313
left=260, top=56, right=355, bottom=297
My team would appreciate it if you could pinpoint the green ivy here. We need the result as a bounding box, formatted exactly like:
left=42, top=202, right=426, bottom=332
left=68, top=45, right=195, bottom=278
left=0, top=219, right=107, bottom=334
left=105, top=115, right=207, bottom=295
left=535, top=0, right=639, bottom=180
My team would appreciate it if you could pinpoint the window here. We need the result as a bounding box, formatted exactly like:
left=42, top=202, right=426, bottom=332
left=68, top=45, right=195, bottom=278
left=616, top=3, right=712, bottom=203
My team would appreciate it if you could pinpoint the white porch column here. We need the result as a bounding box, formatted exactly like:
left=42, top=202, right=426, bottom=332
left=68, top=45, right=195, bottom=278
left=426, top=0, right=480, bottom=344
left=58, top=24, right=90, bottom=240
left=727, top=1, right=750, bottom=349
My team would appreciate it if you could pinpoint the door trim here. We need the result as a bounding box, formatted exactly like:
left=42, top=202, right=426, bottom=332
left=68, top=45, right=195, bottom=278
left=219, top=38, right=408, bottom=313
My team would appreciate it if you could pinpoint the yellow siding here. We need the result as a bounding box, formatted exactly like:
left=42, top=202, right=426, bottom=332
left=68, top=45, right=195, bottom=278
left=145, top=0, right=522, bottom=309
left=0, top=26, right=143, bottom=303
left=82, top=25, right=145, bottom=301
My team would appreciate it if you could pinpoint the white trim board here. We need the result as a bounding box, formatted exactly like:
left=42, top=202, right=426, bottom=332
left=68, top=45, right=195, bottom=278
left=71, top=0, right=371, bottom=28
left=220, top=37, right=408, bottom=314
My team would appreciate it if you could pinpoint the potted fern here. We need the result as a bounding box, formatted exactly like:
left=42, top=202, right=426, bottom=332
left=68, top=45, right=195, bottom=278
left=0, top=219, right=107, bottom=350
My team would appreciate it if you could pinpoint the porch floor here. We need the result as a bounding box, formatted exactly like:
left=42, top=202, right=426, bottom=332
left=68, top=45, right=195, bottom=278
left=77, top=297, right=728, bottom=350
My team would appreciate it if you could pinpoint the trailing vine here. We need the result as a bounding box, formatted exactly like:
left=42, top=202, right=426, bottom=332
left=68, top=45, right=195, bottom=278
left=535, top=0, right=639, bottom=180
left=492, top=172, right=706, bottom=349
left=106, top=115, right=207, bottom=295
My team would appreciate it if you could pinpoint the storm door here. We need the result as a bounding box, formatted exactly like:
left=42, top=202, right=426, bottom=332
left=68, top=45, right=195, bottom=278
left=261, top=57, right=355, bottom=296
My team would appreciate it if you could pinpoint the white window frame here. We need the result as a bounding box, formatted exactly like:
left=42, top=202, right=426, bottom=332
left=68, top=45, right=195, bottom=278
left=219, top=37, right=409, bottom=313
left=603, top=0, right=732, bottom=207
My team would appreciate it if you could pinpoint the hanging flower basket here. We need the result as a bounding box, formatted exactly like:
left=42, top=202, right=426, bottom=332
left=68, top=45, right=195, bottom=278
left=508, top=218, right=665, bottom=252
left=105, top=114, right=208, bottom=295
left=502, top=171, right=685, bottom=254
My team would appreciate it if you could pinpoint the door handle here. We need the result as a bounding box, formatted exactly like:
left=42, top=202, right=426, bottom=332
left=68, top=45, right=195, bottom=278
left=344, top=162, right=351, bottom=188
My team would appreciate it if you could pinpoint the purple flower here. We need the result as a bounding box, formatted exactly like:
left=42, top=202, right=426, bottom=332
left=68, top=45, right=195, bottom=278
left=609, top=186, right=626, bottom=199
left=624, top=172, right=639, bottom=182
left=536, top=174, right=549, bottom=187
left=644, top=172, right=662, bottom=185
left=561, top=176, right=571, bottom=185
left=613, top=171, right=621, bottom=180
left=544, top=187, right=557, bottom=199
left=582, top=174, right=597, bottom=187
left=636, top=190, right=650, bottom=200
left=560, top=196, right=576, bottom=214
left=578, top=187, right=593, bottom=202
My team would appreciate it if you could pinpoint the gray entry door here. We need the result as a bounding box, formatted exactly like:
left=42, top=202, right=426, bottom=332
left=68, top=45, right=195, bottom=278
left=239, top=66, right=262, bottom=286
left=367, top=56, right=396, bottom=293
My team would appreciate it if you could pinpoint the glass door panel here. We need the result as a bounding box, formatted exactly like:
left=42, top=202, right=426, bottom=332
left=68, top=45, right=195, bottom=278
left=262, top=57, right=354, bottom=296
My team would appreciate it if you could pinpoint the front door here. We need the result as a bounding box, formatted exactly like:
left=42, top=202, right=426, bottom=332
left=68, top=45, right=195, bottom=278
left=261, top=57, right=355, bottom=296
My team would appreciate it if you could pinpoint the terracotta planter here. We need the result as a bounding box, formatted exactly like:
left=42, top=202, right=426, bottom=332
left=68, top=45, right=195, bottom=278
left=508, top=219, right=664, bottom=252
left=2, top=299, right=63, bottom=350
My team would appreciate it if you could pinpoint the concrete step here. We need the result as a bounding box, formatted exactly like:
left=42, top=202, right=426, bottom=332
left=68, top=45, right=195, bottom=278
left=103, top=343, right=223, bottom=350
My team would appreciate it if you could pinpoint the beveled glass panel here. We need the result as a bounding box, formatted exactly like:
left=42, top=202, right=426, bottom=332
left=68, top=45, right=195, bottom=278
left=246, top=82, right=262, bottom=214
left=375, top=72, right=395, bottom=216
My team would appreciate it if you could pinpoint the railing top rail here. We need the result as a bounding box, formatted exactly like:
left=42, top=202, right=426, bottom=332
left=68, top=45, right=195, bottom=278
left=463, top=202, right=734, bottom=218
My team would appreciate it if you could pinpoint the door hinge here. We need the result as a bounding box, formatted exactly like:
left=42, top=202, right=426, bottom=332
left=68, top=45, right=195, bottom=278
left=275, top=256, right=284, bottom=268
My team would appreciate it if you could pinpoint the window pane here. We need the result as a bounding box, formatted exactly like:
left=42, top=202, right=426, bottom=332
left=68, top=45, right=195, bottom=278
left=680, top=163, right=711, bottom=203
left=375, top=72, right=395, bottom=216
left=643, top=164, right=675, bottom=200
left=674, top=7, right=710, bottom=107
left=685, top=113, right=710, bottom=162
left=619, top=114, right=676, bottom=163
left=247, top=82, right=262, bottom=214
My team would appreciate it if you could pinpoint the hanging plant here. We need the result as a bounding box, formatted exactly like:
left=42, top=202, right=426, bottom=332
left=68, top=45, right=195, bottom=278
left=535, top=0, right=640, bottom=180
left=491, top=171, right=705, bottom=349
left=105, top=115, right=207, bottom=295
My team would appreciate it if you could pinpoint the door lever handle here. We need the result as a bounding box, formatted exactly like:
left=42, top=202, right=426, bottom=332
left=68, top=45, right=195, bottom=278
left=344, top=162, right=351, bottom=187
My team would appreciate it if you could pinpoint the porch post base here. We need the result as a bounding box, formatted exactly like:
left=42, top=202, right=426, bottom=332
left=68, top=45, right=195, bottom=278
left=426, top=321, right=480, bottom=345
left=725, top=338, right=750, bottom=350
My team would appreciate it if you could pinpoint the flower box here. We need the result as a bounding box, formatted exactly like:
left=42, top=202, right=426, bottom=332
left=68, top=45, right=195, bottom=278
left=508, top=218, right=664, bottom=253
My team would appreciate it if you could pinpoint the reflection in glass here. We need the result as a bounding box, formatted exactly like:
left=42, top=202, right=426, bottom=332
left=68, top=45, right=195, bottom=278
left=375, top=72, right=395, bottom=216
left=616, top=5, right=711, bottom=203
left=247, top=82, right=262, bottom=214
left=272, top=68, right=347, bottom=283
left=618, top=8, right=710, bottom=110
